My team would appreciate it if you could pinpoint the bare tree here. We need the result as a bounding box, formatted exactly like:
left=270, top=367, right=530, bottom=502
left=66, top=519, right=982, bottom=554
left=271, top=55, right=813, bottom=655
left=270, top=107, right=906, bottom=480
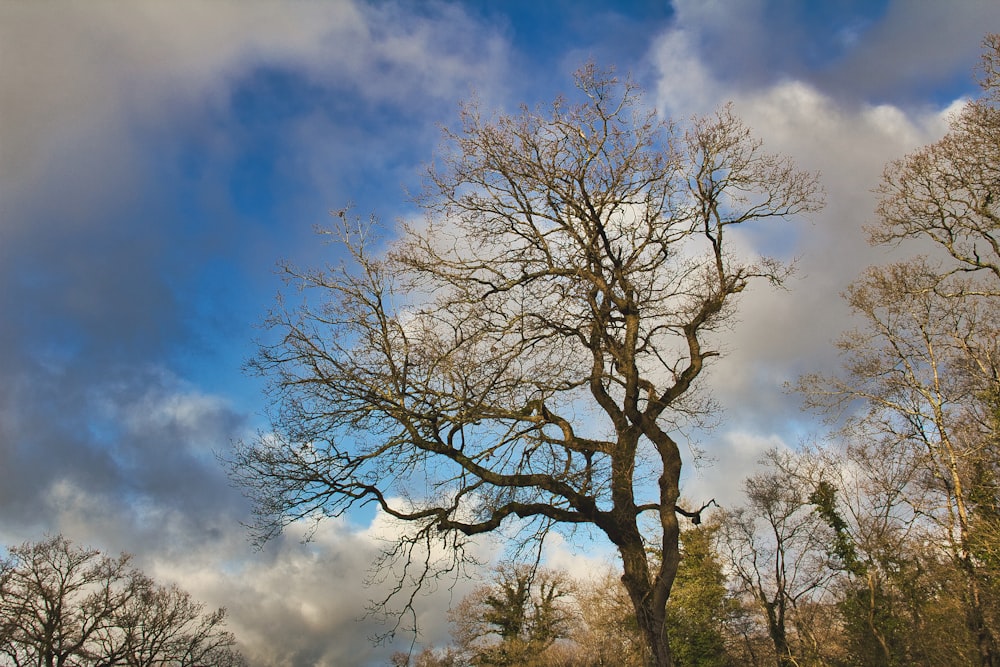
left=780, top=438, right=929, bottom=665
left=802, top=260, right=1000, bottom=666
left=0, top=535, right=135, bottom=667
left=0, top=535, right=244, bottom=667
left=719, top=463, right=836, bottom=667
left=570, top=568, right=646, bottom=667
left=231, top=64, right=822, bottom=667
left=107, top=578, right=243, bottom=667
left=794, top=33, right=1000, bottom=667
left=871, top=34, right=1000, bottom=296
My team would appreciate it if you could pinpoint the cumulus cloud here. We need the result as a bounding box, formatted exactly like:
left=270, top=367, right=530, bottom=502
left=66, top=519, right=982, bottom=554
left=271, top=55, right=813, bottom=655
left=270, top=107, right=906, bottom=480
left=697, top=83, right=954, bottom=431
left=643, top=0, right=999, bottom=508
left=147, top=515, right=499, bottom=666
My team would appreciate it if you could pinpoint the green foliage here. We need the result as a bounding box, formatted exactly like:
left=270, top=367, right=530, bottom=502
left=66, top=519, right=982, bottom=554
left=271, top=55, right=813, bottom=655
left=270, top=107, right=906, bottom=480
left=451, top=563, right=575, bottom=667
left=809, top=480, right=864, bottom=577
left=665, top=523, right=735, bottom=667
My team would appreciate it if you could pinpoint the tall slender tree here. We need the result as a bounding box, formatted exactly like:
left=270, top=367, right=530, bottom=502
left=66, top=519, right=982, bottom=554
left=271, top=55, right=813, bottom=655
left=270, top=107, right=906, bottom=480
left=802, top=261, right=1000, bottom=666
left=719, top=465, right=835, bottom=667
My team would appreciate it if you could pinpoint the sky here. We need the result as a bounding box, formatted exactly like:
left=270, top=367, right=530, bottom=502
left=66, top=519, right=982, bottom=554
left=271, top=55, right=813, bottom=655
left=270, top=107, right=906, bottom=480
left=2, top=1, right=999, bottom=664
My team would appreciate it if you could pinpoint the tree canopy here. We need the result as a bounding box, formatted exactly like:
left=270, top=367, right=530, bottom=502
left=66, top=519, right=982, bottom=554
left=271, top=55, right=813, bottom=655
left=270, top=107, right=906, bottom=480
left=0, top=535, right=244, bottom=667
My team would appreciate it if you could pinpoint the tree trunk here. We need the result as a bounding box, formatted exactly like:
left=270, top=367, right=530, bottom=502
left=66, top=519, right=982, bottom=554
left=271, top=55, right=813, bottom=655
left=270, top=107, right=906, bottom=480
left=619, top=538, right=674, bottom=667
left=615, top=491, right=681, bottom=667
left=965, top=566, right=997, bottom=667
left=763, top=598, right=793, bottom=667
left=866, top=572, right=893, bottom=665
left=952, top=460, right=997, bottom=667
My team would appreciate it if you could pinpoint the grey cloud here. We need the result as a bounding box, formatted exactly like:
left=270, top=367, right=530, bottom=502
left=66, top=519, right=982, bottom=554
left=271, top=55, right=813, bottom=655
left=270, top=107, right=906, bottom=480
left=819, top=0, right=1000, bottom=103
left=0, top=2, right=517, bottom=664
left=147, top=520, right=491, bottom=667
left=705, top=86, right=955, bottom=435
left=0, top=366, right=249, bottom=536
left=663, top=0, right=1000, bottom=106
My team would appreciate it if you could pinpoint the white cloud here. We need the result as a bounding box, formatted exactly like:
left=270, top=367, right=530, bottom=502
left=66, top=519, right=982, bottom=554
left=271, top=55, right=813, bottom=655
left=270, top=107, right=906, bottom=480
left=701, top=83, right=954, bottom=428
left=152, top=516, right=490, bottom=666
left=649, top=27, right=720, bottom=117
left=645, top=4, right=976, bottom=512
left=682, top=431, right=791, bottom=510
left=8, top=482, right=486, bottom=666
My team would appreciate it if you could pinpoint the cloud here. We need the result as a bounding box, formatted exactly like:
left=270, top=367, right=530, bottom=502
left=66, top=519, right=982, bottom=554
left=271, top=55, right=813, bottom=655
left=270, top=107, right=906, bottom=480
left=649, top=26, right=721, bottom=117
left=682, top=431, right=792, bottom=510
left=149, top=516, right=497, bottom=667
left=698, top=82, right=954, bottom=430
left=0, top=0, right=511, bottom=509
left=645, top=0, right=988, bottom=508
left=0, top=2, right=520, bottom=663
left=657, top=0, right=1000, bottom=106
left=0, top=370, right=248, bottom=545
left=818, top=0, right=1000, bottom=102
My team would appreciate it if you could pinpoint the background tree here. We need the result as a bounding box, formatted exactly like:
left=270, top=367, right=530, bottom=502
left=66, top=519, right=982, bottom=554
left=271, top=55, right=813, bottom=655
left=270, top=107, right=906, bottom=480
left=789, top=439, right=927, bottom=666
left=664, top=520, right=738, bottom=667
left=870, top=34, right=1000, bottom=294
left=450, top=563, right=574, bottom=666
left=0, top=535, right=243, bottom=667
left=232, top=64, right=822, bottom=666
left=562, top=567, right=646, bottom=667
left=390, top=645, right=462, bottom=667
left=0, top=535, right=135, bottom=667
left=107, top=578, right=243, bottom=667
left=796, top=34, right=1000, bottom=667
left=719, top=462, right=836, bottom=667
left=802, top=260, right=1000, bottom=666
left=439, top=530, right=738, bottom=667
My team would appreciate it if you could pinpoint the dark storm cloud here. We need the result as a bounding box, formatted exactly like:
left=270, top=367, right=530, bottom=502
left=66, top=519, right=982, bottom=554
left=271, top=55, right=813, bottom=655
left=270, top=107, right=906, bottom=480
left=0, top=2, right=517, bottom=664
left=0, top=0, right=510, bottom=538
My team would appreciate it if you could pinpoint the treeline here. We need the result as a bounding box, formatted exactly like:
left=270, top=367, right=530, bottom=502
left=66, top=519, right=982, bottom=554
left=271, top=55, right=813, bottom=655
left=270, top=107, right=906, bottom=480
left=395, top=34, right=1000, bottom=667
left=0, top=535, right=244, bottom=667
left=395, top=441, right=1000, bottom=667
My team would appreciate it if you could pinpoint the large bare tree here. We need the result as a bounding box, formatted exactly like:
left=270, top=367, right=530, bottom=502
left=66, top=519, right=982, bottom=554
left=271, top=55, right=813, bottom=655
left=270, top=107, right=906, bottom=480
left=232, top=65, right=822, bottom=667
